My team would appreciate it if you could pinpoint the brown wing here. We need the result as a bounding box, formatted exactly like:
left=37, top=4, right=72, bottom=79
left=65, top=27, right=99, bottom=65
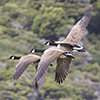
left=55, top=57, right=72, bottom=84
left=13, top=54, right=40, bottom=80
left=34, top=47, right=65, bottom=81
left=63, top=12, right=92, bottom=45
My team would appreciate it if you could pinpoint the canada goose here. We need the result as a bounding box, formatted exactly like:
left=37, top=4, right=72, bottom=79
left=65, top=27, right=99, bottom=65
left=45, top=12, right=92, bottom=52
left=33, top=12, right=92, bottom=88
left=34, top=46, right=75, bottom=85
left=8, top=54, right=46, bottom=90
left=11, top=54, right=41, bottom=80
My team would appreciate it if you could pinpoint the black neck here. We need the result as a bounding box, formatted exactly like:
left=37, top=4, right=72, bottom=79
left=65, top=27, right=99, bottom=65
left=35, top=49, right=45, bottom=53
left=50, top=43, right=58, bottom=46
left=14, top=56, right=21, bottom=60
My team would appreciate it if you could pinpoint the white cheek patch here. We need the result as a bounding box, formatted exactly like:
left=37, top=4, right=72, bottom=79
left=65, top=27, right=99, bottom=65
left=12, top=56, right=14, bottom=60
left=32, top=49, right=35, bottom=53
left=57, top=44, right=60, bottom=48
left=46, top=42, right=50, bottom=46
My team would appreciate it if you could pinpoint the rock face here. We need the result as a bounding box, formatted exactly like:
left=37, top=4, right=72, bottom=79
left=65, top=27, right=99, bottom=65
left=11, top=22, right=23, bottom=29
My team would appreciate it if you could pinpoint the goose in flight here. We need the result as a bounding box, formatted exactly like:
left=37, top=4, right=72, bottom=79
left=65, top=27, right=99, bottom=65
left=45, top=12, right=92, bottom=52
left=33, top=12, right=92, bottom=88
left=7, top=48, right=46, bottom=90
left=8, top=54, right=46, bottom=90
left=8, top=54, right=41, bottom=80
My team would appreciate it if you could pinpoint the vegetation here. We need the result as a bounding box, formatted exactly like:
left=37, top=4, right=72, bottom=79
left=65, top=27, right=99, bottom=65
left=0, top=0, right=100, bottom=100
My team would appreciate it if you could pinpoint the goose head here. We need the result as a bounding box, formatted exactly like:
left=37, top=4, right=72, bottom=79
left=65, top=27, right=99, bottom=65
left=44, top=40, right=58, bottom=46
left=7, top=55, right=21, bottom=60
left=7, top=55, right=15, bottom=60
left=29, top=48, right=36, bottom=53
left=29, top=48, right=45, bottom=53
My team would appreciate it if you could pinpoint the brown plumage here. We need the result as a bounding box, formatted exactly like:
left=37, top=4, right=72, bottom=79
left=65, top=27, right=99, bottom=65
left=55, top=57, right=72, bottom=84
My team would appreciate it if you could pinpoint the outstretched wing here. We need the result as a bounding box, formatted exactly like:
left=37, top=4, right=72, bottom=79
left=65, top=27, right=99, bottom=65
left=55, top=57, right=72, bottom=84
left=63, top=12, right=92, bottom=45
left=13, top=54, right=40, bottom=80
left=34, top=47, right=65, bottom=81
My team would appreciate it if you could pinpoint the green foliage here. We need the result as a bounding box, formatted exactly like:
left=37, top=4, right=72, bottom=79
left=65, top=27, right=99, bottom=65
left=4, top=28, right=20, bottom=37
left=67, top=17, right=75, bottom=24
left=31, top=5, right=68, bottom=38
left=0, top=69, right=13, bottom=81
left=82, top=63, right=100, bottom=75
left=31, top=14, right=43, bottom=34
left=0, top=15, right=11, bottom=26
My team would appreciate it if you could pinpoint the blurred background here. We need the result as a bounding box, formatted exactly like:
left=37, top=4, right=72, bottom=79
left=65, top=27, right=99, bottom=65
left=0, top=0, right=100, bottom=100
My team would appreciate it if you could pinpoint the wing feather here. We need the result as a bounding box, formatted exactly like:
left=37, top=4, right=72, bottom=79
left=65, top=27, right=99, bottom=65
left=55, top=57, right=72, bottom=84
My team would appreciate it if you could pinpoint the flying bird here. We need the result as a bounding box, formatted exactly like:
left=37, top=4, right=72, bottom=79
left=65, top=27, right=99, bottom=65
left=33, top=12, right=92, bottom=88
left=45, top=12, right=92, bottom=52
left=8, top=54, right=41, bottom=80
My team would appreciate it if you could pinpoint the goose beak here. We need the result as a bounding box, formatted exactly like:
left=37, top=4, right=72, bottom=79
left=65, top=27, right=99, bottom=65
left=44, top=42, right=49, bottom=45
left=44, top=42, right=46, bottom=45
left=29, top=49, right=32, bottom=53
left=7, top=57, right=10, bottom=59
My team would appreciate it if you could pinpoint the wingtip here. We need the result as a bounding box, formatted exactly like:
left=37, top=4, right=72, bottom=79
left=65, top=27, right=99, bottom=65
left=35, top=82, right=39, bottom=90
left=84, top=12, right=92, bottom=19
left=12, top=73, right=20, bottom=80
left=84, top=8, right=93, bottom=17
